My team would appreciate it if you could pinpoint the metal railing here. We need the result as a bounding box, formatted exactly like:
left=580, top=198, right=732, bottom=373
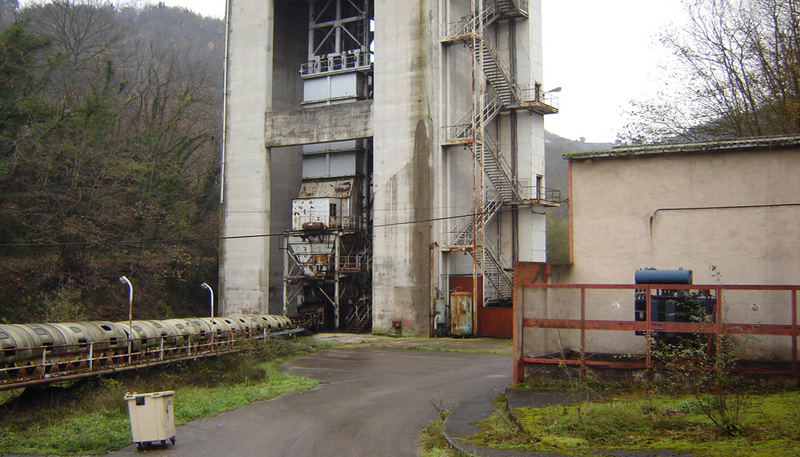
left=496, top=0, right=528, bottom=16
left=291, top=216, right=364, bottom=231
left=300, top=50, right=373, bottom=77
left=516, top=181, right=561, bottom=204
left=442, top=97, right=503, bottom=143
left=520, top=86, right=560, bottom=112
left=513, top=281, right=800, bottom=383
left=442, top=2, right=497, bottom=41
left=0, top=328, right=303, bottom=391
left=337, top=254, right=369, bottom=272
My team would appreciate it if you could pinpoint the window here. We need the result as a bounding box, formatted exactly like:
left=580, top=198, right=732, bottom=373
left=536, top=175, right=543, bottom=199
left=330, top=203, right=338, bottom=218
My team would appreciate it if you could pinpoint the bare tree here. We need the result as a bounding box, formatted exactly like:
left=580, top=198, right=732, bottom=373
left=0, top=0, right=18, bottom=29
left=620, top=0, right=800, bottom=143
left=22, top=0, right=125, bottom=107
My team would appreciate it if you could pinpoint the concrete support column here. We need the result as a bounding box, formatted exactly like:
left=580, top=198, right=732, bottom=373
left=220, top=0, right=275, bottom=315
left=371, top=0, right=436, bottom=336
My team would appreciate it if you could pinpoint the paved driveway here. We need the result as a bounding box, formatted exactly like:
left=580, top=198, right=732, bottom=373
left=111, top=347, right=511, bottom=457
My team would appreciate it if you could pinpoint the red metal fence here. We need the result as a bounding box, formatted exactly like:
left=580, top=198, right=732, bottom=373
left=513, top=279, right=799, bottom=384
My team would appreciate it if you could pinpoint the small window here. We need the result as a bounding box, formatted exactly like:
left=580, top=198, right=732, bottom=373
left=0, top=330, right=9, bottom=339
left=329, top=203, right=337, bottom=217
left=153, top=322, right=163, bottom=328
left=70, top=326, right=82, bottom=333
left=133, top=325, right=142, bottom=332
left=100, top=325, right=112, bottom=331
left=34, top=328, right=48, bottom=336
left=536, top=175, right=543, bottom=199
left=176, top=324, right=184, bottom=329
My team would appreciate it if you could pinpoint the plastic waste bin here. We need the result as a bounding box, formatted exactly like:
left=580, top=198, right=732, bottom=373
left=124, top=391, right=176, bottom=450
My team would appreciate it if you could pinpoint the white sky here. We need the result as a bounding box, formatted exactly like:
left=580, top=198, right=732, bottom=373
left=149, top=0, right=686, bottom=143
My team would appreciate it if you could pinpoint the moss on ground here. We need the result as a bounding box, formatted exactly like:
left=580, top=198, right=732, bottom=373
left=470, top=390, right=800, bottom=457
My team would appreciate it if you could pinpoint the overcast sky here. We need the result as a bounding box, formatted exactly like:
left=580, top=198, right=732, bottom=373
left=146, top=0, right=686, bottom=143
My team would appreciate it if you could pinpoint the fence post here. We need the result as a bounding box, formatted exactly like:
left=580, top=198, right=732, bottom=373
left=513, top=279, right=524, bottom=385
left=580, top=287, right=586, bottom=379
left=645, top=285, right=652, bottom=368
left=792, top=288, right=797, bottom=374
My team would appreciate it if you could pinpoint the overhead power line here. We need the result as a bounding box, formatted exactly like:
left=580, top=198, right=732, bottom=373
left=0, top=207, right=524, bottom=248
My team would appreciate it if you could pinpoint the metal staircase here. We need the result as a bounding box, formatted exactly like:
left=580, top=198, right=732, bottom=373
left=470, top=38, right=520, bottom=107
left=441, top=0, right=539, bottom=302
left=444, top=96, right=502, bottom=142
left=483, top=135, right=524, bottom=203
left=495, top=0, right=529, bottom=17
left=478, top=244, right=513, bottom=299
left=449, top=196, right=502, bottom=248
left=345, top=298, right=371, bottom=333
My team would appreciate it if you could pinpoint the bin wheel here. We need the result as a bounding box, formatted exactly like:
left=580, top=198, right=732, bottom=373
left=161, top=440, right=168, bottom=447
left=136, top=443, right=143, bottom=451
left=170, top=437, right=175, bottom=445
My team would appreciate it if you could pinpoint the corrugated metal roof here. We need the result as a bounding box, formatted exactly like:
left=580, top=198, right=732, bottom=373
left=566, top=134, right=800, bottom=160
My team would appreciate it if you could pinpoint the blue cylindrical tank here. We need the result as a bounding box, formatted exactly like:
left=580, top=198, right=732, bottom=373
left=634, top=268, right=693, bottom=284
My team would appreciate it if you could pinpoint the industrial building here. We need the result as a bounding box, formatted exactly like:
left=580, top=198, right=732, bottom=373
left=219, top=0, right=558, bottom=336
left=515, top=135, right=800, bottom=379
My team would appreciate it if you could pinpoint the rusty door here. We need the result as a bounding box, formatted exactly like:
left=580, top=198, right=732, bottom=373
left=449, top=291, right=473, bottom=336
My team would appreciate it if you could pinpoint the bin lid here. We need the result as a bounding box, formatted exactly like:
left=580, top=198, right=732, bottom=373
left=124, top=390, right=174, bottom=400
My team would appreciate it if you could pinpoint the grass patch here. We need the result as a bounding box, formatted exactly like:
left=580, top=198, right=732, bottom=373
left=366, top=337, right=513, bottom=355
left=471, top=390, right=800, bottom=457
left=0, top=337, right=324, bottom=455
left=419, top=405, right=468, bottom=457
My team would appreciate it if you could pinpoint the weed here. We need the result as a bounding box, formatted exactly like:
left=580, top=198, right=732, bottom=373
left=419, top=402, right=470, bottom=457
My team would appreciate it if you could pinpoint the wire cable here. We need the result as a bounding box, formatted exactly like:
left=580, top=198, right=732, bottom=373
left=0, top=207, right=524, bottom=248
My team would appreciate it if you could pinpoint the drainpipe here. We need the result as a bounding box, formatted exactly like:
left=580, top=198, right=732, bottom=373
left=430, top=242, right=438, bottom=337
left=220, top=0, right=232, bottom=205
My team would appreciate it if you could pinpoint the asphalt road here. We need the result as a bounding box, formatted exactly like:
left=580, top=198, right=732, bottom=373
left=111, top=347, right=511, bottom=457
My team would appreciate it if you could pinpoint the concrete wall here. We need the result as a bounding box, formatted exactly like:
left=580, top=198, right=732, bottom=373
left=371, top=0, right=437, bottom=336
left=220, top=0, right=275, bottom=315
left=522, top=146, right=800, bottom=360
left=569, top=148, right=800, bottom=286
left=221, top=0, right=306, bottom=315
left=265, top=101, right=373, bottom=147
left=222, top=0, right=550, bottom=334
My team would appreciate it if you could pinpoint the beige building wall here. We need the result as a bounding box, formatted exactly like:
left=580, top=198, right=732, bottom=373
left=523, top=144, right=800, bottom=361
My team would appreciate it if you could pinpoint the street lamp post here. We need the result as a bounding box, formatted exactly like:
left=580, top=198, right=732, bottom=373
left=118, top=276, right=133, bottom=362
left=201, top=282, right=214, bottom=317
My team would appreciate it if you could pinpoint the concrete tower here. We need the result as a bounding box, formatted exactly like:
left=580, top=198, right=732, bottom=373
left=220, top=0, right=557, bottom=336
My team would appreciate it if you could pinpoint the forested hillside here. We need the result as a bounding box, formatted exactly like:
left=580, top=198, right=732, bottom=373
left=544, top=133, right=612, bottom=263
left=0, top=1, right=225, bottom=323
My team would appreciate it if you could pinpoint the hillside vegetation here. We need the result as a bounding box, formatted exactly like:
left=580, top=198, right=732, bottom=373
left=544, top=133, right=611, bottom=263
left=0, top=1, right=225, bottom=323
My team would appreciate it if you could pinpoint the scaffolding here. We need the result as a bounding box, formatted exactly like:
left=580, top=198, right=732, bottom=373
left=441, top=0, right=559, bottom=317
left=283, top=227, right=372, bottom=332
left=282, top=0, right=374, bottom=332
